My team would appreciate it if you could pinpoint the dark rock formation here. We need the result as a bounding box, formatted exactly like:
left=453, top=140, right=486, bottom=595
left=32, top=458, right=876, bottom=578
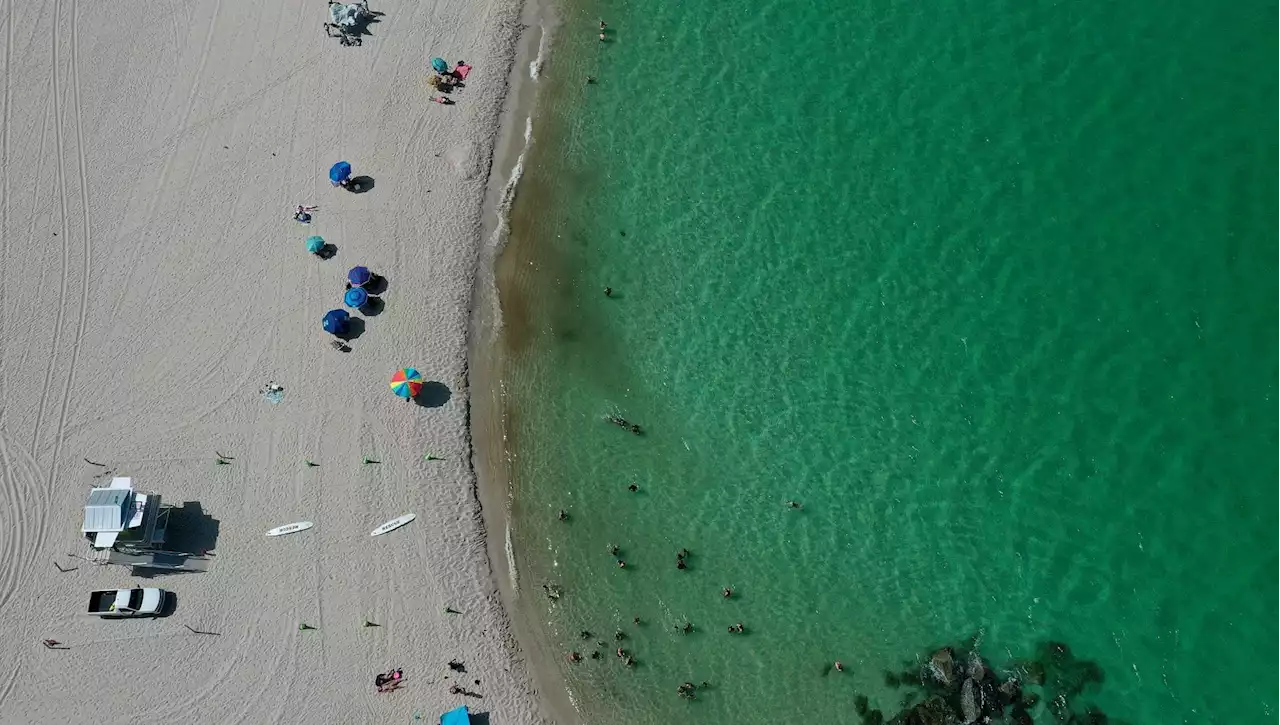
left=966, top=651, right=989, bottom=682
left=960, top=678, right=979, bottom=723
left=897, top=696, right=955, bottom=725
left=928, top=647, right=957, bottom=688
left=854, top=638, right=1117, bottom=725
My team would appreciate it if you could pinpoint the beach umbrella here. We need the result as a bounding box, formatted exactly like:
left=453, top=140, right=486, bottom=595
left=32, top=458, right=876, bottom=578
left=348, top=265, right=372, bottom=286
left=431, top=57, right=448, bottom=73
left=322, top=309, right=350, bottom=334
left=390, top=368, right=423, bottom=400
left=306, top=235, right=325, bottom=254
left=344, top=286, right=369, bottom=308
left=329, top=161, right=353, bottom=184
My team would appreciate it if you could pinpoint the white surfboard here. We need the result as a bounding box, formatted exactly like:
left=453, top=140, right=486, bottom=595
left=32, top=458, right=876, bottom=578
left=266, top=521, right=314, bottom=537
left=371, top=513, right=416, bottom=537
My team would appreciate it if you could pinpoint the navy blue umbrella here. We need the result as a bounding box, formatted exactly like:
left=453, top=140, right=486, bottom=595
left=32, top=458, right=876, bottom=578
left=348, top=266, right=372, bottom=286
left=322, top=309, right=350, bottom=334
left=330, top=161, right=352, bottom=184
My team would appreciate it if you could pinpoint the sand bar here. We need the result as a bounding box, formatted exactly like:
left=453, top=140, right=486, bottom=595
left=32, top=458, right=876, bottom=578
left=0, top=0, right=549, bottom=722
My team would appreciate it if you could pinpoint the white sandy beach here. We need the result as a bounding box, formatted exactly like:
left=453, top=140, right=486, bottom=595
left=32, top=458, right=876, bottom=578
left=0, top=0, right=549, bottom=722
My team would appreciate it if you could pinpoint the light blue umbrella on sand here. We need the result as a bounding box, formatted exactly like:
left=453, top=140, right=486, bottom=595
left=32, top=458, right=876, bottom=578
left=431, top=57, right=449, bottom=73
left=306, top=236, right=325, bottom=254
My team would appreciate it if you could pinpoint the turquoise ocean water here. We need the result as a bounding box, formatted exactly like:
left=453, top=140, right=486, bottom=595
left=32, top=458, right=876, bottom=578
left=496, top=0, right=1277, bottom=723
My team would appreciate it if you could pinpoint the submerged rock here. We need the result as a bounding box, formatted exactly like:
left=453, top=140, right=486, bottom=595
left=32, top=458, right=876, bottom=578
left=864, top=710, right=884, bottom=725
left=1010, top=706, right=1034, bottom=725
left=1048, top=692, right=1071, bottom=723
left=998, top=677, right=1022, bottom=704
left=1022, top=692, right=1041, bottom=710
left=884, top=670, right=902, bottom=688
left=901, top=696, right=956, bottom=725
left=855, top=695, right=869, bottom=715
left=1013, top=659, right=1046, bottom=685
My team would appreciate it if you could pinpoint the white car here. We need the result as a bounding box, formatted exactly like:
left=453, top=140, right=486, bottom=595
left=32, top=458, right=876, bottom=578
left=87, top=588, right=167, bottom=617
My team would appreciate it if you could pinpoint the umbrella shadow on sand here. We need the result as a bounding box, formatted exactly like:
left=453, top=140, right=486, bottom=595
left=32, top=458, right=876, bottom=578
left=336, top=317, right=366, bottom=341
left=345, top=175, right=375, bottom=194
left=413, top=381, right=451, bottom=408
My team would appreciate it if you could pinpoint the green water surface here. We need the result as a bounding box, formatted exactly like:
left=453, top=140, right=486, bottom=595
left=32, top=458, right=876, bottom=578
left=497, top=0, right=1278, bottom=722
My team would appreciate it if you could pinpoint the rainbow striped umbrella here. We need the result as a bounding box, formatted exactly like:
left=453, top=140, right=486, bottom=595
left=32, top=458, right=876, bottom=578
left=390, top=368, right=423, bottom=400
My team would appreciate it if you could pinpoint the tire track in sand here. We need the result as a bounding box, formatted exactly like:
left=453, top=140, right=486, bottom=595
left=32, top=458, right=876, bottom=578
left=103, top=0, right=225, bottom=327
left=0, top=434, right=45, bottom=613
left=27, top=0, right=92, bottom=561
left=0, top=0, right=16, bottom=369
left=30, top=0, right=93, bottom=559
left=27, top=0, right=70, bottom=459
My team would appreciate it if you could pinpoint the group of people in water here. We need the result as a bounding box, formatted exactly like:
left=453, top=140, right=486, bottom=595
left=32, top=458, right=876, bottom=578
left=545, top=353, right=823, bottom=697
left=607, top=413, right=643, bottom=435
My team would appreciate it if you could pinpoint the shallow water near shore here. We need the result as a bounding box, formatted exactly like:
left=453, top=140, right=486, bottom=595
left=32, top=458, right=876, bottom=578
left=495, top=0, right=1277, bottom=723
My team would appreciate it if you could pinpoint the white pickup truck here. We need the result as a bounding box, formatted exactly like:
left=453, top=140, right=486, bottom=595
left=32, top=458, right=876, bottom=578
left=87, top=588, right=167, bottom=617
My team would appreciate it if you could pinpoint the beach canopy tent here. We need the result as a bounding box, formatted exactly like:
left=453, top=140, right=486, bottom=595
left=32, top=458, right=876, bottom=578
left=323, top=309, right=350, bottom=334
left=440, top=705, right=470, bottom=725
left=431, top=57, right=449, bottom=73
left=306, top=235, right=325, bottom=254
left=330, top=161, right=353, bottom=184
left=344, top=287, right=369, bottom=308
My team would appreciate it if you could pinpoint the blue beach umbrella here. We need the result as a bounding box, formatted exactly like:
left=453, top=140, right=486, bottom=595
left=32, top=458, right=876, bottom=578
left=431, top=57, right=448, bottom=73
left=344, top=287, right=369, bottom=309
left=322, top=309, right=350, bottom=334
left=306, top=235, right=325, bottom=254
left=348, top=266, right=372, bottom=286
left=329, top=161, right=352, bottom=184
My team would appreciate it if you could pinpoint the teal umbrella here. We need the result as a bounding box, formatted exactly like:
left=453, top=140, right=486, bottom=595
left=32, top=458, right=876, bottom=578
left=431, top=57, right=448, bottom=73
left=306, top=236, right=325, bottom=254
